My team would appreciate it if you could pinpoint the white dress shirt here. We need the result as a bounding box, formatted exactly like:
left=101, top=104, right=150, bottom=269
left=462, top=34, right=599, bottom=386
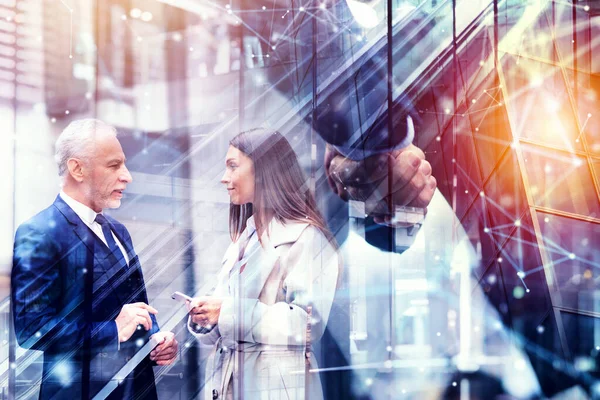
left=59, top=191, right=130, bottom=265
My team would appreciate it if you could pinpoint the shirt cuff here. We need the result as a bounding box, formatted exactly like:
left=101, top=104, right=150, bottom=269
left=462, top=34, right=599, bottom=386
left=116, top=321, right=120, bottom=351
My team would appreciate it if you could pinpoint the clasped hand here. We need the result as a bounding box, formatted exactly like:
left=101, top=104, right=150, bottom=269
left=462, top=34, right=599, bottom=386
left=325, top=144, right=437, bottom=225
left=114, top=302, right=178, bottom=365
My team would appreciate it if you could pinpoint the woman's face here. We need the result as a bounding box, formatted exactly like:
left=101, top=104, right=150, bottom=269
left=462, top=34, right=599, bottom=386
left=221, top=145, right=255, bottom=205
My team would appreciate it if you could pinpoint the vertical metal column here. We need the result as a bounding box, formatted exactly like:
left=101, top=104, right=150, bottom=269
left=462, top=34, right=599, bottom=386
left=386, top=0, right=396, bottom=383
left=8, top=1, right=18, bottom=399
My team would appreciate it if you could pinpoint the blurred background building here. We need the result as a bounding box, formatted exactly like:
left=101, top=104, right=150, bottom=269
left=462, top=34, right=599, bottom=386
left=0, top=0, right=600, bottom=398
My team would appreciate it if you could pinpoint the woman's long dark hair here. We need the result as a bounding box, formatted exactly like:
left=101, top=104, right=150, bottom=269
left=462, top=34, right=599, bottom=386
left=228, top=128, right=337, bottom=250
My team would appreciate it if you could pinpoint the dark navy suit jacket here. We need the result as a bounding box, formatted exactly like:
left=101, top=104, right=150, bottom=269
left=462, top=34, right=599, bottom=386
left=12, top=195, right=159, bottom=400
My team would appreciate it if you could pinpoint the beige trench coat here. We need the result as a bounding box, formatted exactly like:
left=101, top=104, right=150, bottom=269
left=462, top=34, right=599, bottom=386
left=189, top=218, right=340, bottom=400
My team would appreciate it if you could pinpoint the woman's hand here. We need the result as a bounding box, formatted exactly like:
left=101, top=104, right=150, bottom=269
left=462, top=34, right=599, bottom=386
left=188, top=296, right=223, bottom=327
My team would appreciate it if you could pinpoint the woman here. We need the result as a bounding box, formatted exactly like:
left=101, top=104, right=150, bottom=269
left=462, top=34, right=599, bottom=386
left=188, top=128, right=340, bottom=400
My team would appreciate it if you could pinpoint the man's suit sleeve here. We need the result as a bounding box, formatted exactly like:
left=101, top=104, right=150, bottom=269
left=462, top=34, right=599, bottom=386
left=11, top=223, right=118, bottom=353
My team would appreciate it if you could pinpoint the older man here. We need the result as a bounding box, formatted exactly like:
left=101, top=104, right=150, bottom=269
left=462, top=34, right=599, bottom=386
left=11, top=119, right=178, bottom=399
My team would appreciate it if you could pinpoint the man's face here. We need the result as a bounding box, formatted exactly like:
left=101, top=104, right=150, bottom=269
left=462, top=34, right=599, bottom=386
left=83, top=132, right=132, bottom=212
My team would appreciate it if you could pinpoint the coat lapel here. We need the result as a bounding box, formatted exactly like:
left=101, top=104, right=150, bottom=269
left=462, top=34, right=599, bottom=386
left=236, top=219, right=310, bottom=300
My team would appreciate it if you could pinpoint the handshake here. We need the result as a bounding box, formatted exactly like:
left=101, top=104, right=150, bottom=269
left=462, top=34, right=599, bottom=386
left=114, top=302, right=178, bottom=366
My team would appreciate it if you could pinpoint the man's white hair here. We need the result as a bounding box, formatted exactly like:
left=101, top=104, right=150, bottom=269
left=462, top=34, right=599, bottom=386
left=55, top=118, right=117, bottom=178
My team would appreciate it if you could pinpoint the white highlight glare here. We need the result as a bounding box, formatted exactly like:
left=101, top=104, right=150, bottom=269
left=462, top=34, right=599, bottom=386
left=345, top=0, right=380, bottom=28
left=129, top=8, right=142, bottom=18
left=141, top=11, right=153, bottom=22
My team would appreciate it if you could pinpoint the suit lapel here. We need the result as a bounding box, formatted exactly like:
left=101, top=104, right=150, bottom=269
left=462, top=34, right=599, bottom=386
left=53, top=196, right=129, bottom=305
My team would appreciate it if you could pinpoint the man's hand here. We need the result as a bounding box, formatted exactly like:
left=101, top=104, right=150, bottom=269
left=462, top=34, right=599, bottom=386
left=325, top=144, right=437, bottom=223
left=149, top=331, right=178, bottom=366
left=114, top=302, right=158, bottom=343
left=188, top=297, right=223, bottom=327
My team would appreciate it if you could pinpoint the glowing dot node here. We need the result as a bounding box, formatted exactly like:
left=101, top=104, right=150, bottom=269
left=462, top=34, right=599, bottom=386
left=514, top=219, right=521, bottom=227
left=568, top=253, right=576, bottom=260
left=537, top=326, right=545, bottom=334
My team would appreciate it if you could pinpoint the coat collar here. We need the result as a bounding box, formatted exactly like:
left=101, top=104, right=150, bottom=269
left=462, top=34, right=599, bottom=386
left=262, top=218, right=310, bottom=248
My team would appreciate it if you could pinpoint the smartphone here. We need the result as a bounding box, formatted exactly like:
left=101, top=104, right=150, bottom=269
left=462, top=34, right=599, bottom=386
left=171, top=291, right=193, bottom=303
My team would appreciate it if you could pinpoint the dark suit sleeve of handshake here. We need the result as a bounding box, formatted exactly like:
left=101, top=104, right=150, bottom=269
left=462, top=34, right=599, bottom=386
left=11, top=223, right=119, bottom=354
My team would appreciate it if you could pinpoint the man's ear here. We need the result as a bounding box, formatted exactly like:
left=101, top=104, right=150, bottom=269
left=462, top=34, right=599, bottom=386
left=67, top=158, right=85, bottom=183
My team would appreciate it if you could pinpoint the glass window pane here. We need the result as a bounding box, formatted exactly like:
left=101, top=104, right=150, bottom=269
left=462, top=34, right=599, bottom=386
left=537, top=212, right=600, bottom=315
left=501, top=54, right=583, bottom=152
left=521, top=144, right=600, bottom=218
